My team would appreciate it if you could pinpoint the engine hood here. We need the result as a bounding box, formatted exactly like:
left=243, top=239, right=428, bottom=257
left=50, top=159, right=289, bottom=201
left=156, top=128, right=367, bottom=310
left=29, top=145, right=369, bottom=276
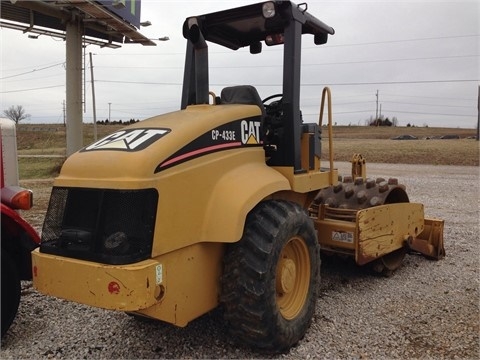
left=57, top=104, right=263, bottom=186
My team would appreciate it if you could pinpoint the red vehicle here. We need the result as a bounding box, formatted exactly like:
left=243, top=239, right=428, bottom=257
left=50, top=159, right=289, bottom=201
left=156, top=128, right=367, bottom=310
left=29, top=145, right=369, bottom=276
left=1, top=118, right=40, bottom=337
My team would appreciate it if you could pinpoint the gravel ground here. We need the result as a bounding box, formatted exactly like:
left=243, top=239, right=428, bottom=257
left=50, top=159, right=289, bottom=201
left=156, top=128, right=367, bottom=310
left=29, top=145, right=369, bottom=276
left=1, top=163, right=479, bottom=359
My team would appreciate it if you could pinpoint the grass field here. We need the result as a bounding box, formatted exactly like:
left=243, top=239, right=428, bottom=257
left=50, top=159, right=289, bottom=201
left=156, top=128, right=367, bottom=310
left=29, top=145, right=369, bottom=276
left=16, top=123, right=478, bottom=179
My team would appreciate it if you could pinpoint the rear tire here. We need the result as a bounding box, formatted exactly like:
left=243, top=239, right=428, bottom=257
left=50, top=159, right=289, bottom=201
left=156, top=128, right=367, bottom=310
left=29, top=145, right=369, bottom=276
left=1, top=250, right=21, bottom=337
left=221, top=200, right=320, bottom=353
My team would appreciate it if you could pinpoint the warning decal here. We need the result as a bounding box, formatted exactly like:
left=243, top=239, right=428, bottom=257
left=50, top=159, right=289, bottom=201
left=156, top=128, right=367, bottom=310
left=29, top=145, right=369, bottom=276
left=332, top=231, right=354, bottom=244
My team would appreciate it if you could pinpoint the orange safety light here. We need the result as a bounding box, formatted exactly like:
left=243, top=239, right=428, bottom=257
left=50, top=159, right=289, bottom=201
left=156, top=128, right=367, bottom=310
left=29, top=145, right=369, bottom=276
left=1, top=185, right=33, bottom=210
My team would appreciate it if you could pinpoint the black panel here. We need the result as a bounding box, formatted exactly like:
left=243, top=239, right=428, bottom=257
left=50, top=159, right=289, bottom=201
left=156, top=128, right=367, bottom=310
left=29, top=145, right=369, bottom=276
left=40, top=187, right=158, bottom=265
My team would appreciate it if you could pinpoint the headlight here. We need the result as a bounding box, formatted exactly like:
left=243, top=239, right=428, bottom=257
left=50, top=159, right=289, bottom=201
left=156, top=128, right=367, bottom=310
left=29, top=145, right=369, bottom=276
left=265, top=33, right=284, bottom=46
left=262, top=2, right=276, bottom=18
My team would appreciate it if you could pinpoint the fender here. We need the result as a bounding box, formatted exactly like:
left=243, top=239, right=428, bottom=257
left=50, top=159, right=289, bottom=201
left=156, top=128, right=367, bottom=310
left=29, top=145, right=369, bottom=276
left=1, top=203, right=40, bottom=279
left=151, top=148, right=290, bottom=257
left=201, top=161, right=290, bottom=243
left=1, top=203, right=40, bottom=245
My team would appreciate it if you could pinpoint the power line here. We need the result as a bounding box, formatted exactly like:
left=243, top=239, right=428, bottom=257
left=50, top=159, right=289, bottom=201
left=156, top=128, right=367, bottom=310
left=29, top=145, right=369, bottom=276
left=383, top=100, right=473, bottom=109
left=382, top=109, right=475, bottom=117
left=3, top=79, right=477, bottom=95
left=1, top=61, right=65, bottom=72
left=302, top=98, right=475, bottom=110
left=0, top=84, right=64, bottom=93
left=318, top=34, right=480, bottom=48
left=95, top=80, right=181, bottom=85
left=302, top=54, right=479, bottom=67
left=3, top=74, right=64, bottom=83
left=301, top=79, right=479, bottom=87
left=303, top=110, right=373, bottom=116
left=0, top=62, right=65, bottom=80
left=93, top=34, right=480, bottom=56
left=91, top=79, right=478, bottom=87
left=302, top=108, right=475, bottom=118
left=382, top=93, right=475, bottom=101
left=330, top=92, right=475, bottom=102
left=92, top=54, right=478, bottom=70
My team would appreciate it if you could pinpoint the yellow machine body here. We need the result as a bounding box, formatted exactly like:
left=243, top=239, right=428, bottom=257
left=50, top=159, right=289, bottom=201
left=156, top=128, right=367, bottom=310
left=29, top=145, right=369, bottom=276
left=32, top=102, right=444, bottom=327
left=31, top=1, right=443, bottom=346
left=33, top=243, right=224, bottom=326
left=54, top=105, right=290, bottom=249
left=32, top=103, right=336, bottom=326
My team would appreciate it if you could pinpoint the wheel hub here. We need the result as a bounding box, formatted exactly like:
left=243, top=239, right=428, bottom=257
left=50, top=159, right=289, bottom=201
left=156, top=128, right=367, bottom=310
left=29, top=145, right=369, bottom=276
left=276, top=258, right=296, bottom=294
left=275, top=237, right=311, bottom=320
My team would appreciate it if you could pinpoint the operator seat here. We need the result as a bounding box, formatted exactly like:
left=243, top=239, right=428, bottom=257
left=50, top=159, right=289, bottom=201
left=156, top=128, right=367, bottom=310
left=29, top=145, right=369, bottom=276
left=220, top=85, right=265, bottom=118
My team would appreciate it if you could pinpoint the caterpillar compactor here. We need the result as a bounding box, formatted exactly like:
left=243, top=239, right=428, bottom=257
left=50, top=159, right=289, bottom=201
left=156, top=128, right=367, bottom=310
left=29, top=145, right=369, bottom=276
left=32, top=1, right=444, bottom=352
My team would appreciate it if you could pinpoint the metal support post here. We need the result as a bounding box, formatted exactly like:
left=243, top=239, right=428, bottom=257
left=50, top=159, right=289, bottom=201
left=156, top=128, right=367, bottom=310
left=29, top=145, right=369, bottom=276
left=65, top=18, right=84, bottom=156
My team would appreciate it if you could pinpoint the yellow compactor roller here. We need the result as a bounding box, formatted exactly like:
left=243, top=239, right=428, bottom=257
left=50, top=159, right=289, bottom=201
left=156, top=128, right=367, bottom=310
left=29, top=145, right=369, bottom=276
left=32, top=1, right=444, bottom=353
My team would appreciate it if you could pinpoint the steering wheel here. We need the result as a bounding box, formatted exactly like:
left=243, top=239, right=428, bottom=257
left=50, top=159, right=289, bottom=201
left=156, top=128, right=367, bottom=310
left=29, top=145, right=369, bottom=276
left=262, top=94, right=283, bottom=105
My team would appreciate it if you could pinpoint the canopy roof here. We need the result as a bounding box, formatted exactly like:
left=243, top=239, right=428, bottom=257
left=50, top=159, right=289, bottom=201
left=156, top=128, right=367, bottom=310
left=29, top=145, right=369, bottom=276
left=183, top=1, right=334, bottom=50
left=1, top=0, right=155, bottom=48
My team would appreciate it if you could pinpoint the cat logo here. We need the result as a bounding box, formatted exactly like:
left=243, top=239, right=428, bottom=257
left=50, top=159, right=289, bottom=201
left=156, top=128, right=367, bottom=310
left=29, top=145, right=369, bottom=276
left=240, top=120, right=261, bottom=144
left=83, top=128, right=170, bottom=152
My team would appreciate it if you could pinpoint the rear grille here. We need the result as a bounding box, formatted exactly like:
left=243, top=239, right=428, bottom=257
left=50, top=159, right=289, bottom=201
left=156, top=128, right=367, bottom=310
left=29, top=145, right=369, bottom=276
left=40, top=187, right=158, bottom=265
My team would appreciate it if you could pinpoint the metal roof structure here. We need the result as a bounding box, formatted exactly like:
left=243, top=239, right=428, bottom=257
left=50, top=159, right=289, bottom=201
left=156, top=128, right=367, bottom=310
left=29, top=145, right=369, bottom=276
left=1, top=0, right=157, bottom=155
left=1, top=0, right=155, bottom=47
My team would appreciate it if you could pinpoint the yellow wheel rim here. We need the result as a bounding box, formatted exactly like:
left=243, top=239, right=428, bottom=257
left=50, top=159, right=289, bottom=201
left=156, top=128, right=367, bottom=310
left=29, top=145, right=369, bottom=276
left=275, top=236, right=311, bottom=320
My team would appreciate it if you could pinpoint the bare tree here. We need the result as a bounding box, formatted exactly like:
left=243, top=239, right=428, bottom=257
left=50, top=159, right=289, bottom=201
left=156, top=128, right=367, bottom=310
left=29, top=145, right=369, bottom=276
left=3, top=105, right=30, bottom=124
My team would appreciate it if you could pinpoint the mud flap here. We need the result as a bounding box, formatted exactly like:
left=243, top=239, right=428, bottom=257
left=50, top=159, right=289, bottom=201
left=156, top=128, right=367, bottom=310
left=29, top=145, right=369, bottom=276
left=407, top=218, right=445, bottom=260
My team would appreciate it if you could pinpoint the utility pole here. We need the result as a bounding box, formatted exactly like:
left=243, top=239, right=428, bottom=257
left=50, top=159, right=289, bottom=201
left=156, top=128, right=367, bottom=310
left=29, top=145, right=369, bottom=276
left=83, top=44, right=86, bottom=113
left=62, top=100, right=66, bottom=126
left=108, top=102, right=112, bottom=123
left=375, top=90, right=379, bottom=121
left=89, top=52, right=97, bottom=141
left=477, top=85, right=479, bottom=141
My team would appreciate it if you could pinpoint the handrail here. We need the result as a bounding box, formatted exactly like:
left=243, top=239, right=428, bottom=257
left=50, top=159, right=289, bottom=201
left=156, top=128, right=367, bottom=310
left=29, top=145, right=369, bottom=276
left=318, top=87, right=334, bottom=185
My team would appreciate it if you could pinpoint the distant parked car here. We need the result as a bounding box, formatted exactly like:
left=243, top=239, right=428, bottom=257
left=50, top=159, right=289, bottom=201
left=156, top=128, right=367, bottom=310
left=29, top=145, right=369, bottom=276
left=439, top=134, right=460, bottom=139
left=391, top=134, right=418, bottom=140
